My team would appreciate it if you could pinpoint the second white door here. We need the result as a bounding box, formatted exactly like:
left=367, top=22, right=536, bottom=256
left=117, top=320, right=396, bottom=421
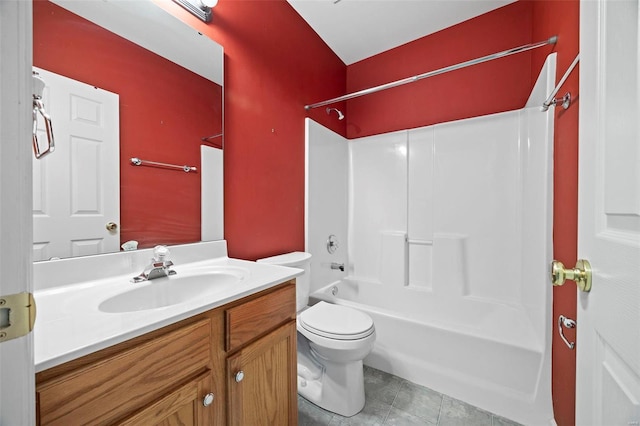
left=32, top=67, right=120, bottom=261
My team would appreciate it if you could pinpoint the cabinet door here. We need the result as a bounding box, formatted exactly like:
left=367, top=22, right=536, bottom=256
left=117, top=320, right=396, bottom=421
left=119, top=371, right=214, bottom=426
left=37, top=319, right=212, bottom=425
left=227, top=321, right=297, bottom=426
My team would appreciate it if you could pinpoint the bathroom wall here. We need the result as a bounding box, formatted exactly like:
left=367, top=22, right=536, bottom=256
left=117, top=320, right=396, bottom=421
left=530, top=2, right=580, bottom=425
left=156, top=0, right=347, bottom=261
left=345, top=1, right=535, bottom=139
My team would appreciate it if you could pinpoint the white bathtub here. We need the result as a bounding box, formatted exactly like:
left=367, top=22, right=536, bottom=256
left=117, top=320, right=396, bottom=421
left=310, top=278, right=553, bottom=425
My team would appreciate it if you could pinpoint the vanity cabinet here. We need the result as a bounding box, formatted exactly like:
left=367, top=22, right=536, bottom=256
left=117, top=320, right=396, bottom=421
left=119, top=371, right=214, bottom=426
left=227, top=322, right=297, bottom=425
left=35, top=280, right=297, bottom=425
left=225, top=284, right=298, bottom=425
left=36, top=316, right=221, bottom=425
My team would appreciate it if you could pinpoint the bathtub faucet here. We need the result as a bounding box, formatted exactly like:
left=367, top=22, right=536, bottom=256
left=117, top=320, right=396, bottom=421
left=330, top=262, right=345, bottom=272
left=131, top=245, right=177, bottom=283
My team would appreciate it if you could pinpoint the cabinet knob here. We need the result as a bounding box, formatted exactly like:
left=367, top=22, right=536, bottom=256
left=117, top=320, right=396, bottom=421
left=235, top=370, right=245, bottom=383
left=203, top=392, right=214, bottom=407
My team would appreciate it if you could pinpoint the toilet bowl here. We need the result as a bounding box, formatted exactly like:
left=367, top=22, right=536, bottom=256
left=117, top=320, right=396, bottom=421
left=257, top=252, right=376, bottom=417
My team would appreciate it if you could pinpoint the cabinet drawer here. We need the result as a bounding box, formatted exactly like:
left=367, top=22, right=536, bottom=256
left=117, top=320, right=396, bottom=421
left=37, top=319, right=212, bottom=425
left=226, top=283, right=295, bottom=351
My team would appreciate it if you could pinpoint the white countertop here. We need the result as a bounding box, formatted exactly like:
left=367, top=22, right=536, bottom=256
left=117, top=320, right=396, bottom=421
left=34, top=242, right=301, bottom=372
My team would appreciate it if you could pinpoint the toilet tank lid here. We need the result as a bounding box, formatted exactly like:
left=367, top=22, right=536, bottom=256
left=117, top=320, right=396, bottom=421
left=256, top=251, right=311, bottom=266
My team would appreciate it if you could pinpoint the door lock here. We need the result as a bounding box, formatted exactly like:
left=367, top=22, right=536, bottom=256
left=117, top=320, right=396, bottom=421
left=551, top=259, right=592, bottom=292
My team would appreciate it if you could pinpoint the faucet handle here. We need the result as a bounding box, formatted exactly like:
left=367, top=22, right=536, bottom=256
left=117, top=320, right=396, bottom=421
left=330, top=262, right=345, bottom=272
left=153, top=245, right=169, bottom=262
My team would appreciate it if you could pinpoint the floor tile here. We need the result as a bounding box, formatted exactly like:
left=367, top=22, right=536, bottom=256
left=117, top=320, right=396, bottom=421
left=438, top=396, right=492, bottom=426
left=364, top=365, right=404, bottom=405
left=298, top=366, right=522, bottom=426
left=492, top=414, right=524, bottom=426
left=384, top=407, right=436, bottom=425
left=298, top=395, right=334, bottom=426
left=329, top=397, right=391, bottom=426
left=391, top=381, right=443, bottom=424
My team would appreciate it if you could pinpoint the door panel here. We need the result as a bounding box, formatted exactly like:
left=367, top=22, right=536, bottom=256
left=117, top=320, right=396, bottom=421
left=577, top=0, right=640, bottom=424
left=0, top=1, right=35, bottom=424
left=32, top=67, right=119, bottom=261
left=227, top=322, right=297, bottom=426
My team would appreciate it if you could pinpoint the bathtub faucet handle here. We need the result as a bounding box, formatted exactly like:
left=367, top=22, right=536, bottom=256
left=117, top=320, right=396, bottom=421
left=330, top=262, right=345, bottom=272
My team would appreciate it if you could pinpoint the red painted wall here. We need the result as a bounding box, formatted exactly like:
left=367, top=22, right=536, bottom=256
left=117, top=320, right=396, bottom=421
left=33, top=0, right=222, bottom=249
left=530, top=1, right=580, bottom=425
left=345, top=1, right=539, bottom=138
left=155, top=0, right=346, bottom=260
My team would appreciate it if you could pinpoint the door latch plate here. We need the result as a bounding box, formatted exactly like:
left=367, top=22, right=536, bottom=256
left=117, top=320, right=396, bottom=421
left=0, top=292, right=36, bottom=343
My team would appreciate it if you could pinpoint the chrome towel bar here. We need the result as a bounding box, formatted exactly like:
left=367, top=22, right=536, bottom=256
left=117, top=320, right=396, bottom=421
left=130, top=157, right=197, bottom=173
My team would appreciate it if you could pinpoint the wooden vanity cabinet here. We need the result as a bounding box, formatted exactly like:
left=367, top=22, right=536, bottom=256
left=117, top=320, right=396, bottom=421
left=225, top=283, right=298, bottom=425
left=35, top=280, right=297, bottom=425
left=35, top=315, right=224, bottom=426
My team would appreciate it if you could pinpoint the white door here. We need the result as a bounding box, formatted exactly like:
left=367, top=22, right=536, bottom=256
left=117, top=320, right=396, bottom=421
left=32, top=67, right=120, bottom=261
left=577, top=0, right=640, bottom=424
left=0, top=1, right=35, bottom=424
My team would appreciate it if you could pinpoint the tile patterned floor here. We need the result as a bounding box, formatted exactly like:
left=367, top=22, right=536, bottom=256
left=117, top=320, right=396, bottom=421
left=298, top=366, right=523, bottom=426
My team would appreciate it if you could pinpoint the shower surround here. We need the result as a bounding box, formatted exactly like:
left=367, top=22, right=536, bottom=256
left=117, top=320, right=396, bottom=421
left=305, top=55, right=557, bottom=425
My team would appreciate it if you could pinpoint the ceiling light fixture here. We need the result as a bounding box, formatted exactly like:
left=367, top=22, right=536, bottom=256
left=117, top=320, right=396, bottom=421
left=172, top=0, right=217, bottom=23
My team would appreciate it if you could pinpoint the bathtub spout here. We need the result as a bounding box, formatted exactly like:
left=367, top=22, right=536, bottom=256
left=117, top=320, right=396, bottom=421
left=330, top=262, right=345, bottom=272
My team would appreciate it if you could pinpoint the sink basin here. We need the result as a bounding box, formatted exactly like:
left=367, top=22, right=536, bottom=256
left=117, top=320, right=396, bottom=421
left=98, top=267, right=248, bottom=313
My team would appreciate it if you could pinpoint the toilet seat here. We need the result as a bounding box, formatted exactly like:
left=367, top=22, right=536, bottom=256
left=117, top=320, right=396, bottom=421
left=299, top=301, right=374, bottom=340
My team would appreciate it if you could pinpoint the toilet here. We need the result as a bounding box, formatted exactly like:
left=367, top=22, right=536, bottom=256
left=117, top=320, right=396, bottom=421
left=257, top=252, right=375, bottom=417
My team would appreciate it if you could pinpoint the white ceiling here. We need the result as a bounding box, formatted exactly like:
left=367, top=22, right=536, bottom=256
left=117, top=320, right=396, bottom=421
left=287, top=0, right=517, bottom=65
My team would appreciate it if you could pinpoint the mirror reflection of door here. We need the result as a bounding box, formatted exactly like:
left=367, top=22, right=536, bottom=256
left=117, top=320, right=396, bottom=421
left=33, top=67, right=119, bottom=261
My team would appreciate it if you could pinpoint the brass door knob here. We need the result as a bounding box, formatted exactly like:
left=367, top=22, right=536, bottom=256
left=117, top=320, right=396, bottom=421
left=106, top=222, right=118, bottom=232
left=551, top=259, right=592, bottom=292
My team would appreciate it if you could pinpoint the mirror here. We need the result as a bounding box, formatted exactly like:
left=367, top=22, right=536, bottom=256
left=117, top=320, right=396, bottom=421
left=32, top=0, right=223, bottom=261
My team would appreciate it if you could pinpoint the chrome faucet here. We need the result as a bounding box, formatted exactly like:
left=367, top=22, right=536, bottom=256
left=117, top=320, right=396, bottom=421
left=330, top=262, right=345, bottom=272
left=131, top=245, right=177, bottom=283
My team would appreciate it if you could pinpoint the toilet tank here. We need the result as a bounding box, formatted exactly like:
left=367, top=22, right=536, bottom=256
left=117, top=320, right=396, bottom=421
left=257, top=251, right=311, bottom=312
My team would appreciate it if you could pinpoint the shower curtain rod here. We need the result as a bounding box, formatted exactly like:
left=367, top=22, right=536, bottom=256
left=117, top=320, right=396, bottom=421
left=541, top=53, right=579, bottom=111
left=304, top=36, right=558, bottom=110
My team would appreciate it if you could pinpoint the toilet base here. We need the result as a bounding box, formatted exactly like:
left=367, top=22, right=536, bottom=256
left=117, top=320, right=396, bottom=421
left=297, top=340, right=366, bottom=417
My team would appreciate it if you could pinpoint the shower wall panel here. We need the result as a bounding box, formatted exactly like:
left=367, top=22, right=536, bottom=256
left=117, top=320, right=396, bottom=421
left=432, top=111, right=521, bottom=303
left=348, top=131, right=407, bottom=284
left=347, top=96, right=551, bottom=334
left=407, top=128, right=434, bottom=290
left=305, top=119, right=349, bottom=293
